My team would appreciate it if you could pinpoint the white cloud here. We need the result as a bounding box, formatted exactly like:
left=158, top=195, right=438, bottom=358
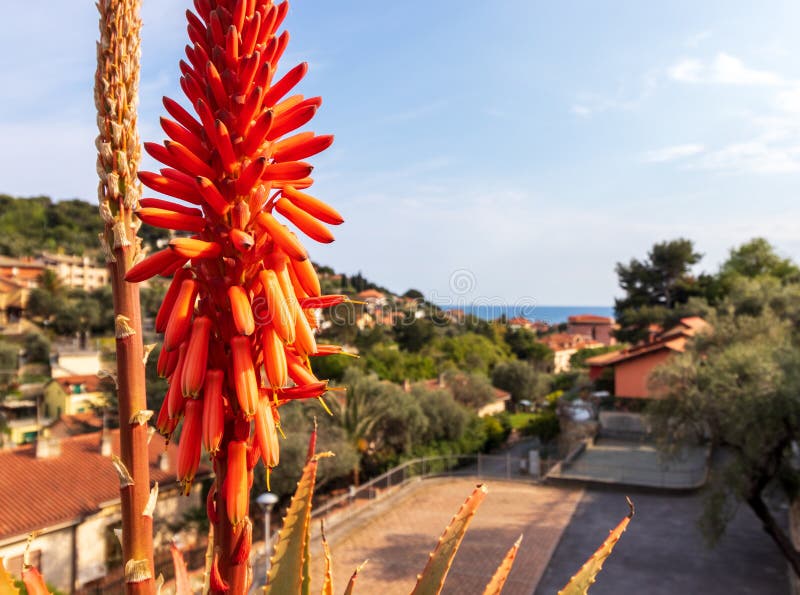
left=644, top=144, right=706, bottom=163
left=695, top=141, right=800, bottom=174
left=668, top=59, right=704, bottom=82
left=668, top=53, right=786, bottom=86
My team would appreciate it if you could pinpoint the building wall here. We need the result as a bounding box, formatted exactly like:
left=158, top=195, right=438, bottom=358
left=613, top=350, right=672, bottom=398
left=553, top=348, right=577, bottom=373
left=567, top=322, right=615, bottom=345
left=51, top=353, right=101, bottom=378
left=0, top=525, right=75, bottom=592
left=76, top=508, right=119, bottom=587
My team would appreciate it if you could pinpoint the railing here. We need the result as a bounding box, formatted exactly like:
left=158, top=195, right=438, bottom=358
left=310, top=452, right=548, bottom=523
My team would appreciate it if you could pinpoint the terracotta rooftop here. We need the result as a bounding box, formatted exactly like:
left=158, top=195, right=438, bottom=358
left=51, top=374, right=104, bottom=394
left=568, top=314, right=615, bottom=324
left=586, top=317, right=710, bottom=367
left=0, top=429, right=198, bottom=540
left=538, top=333, right=602, bottom=352
left=356, top=289, right=386, bottom=300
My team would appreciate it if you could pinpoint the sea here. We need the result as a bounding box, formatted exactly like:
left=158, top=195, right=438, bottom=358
left=442, top=305, right=615, bottom=325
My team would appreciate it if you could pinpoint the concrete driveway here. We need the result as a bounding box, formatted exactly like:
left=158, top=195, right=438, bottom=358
left=534, top=486, right=789, bottom=595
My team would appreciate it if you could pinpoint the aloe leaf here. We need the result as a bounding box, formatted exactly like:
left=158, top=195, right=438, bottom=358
left=411, top=483, right=488, bottom=595
left=0, top=558, right=20, bottom=595
left=170, top=542, right=192, bottom=595
left=266, top=425, right=332, bottom=594
left=481, top=535, right=523, bottom=595
left=321, top=522, right=334, bottom=595
left=343, top=560, right=367, bottom=595
left=558, top=498, right=635, bottom=595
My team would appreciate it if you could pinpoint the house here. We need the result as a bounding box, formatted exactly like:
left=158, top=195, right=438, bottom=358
left=51, top=349, right=102, bottom=378
left=356, top=289, right=388, bottom=313
left=0, top=429, right=208, bottom=593
left=0, top=398, right=42, bottom=446
left=586, top=316, right=710, bottom=399
left=537, top=333, right=604, bottom=374
left=43, top=375, right=107, bottom=418
left=39, top=252, right=109, bottom=292
left=567, top=314, right=617, bottom=346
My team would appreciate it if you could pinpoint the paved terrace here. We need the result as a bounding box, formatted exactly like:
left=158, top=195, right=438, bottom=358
left=309, top=477, right=584, bottom=595
left=548, top=438, right=709, bottom=489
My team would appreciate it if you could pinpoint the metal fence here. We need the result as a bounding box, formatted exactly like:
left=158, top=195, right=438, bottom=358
left=310, top=452, right=549, bottom=523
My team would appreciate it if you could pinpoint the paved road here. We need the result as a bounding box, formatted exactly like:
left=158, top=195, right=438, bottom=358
left=534, top=486, right=789, bottom=595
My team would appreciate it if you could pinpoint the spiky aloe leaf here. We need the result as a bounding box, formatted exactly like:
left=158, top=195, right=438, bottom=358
left=411, top=483, right=488, bottom=595
left=321, top=522, right=333, bottom=595
left=302, top=514, right=312, bottom=595
left=558, top=498, right=635, bottom=595
left=0, top=558, right=20, bottom=595
left=482, top=535, right=523, bottom=595
left=170, top=542, right=192, bottom=595
left=343, top=560, right=368, bottom=595
left=265, top=427, right=332, bottom=595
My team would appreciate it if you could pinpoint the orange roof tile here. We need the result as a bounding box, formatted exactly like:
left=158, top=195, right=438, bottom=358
left=356, top=289, right=386, bottom=300
left=568, top=314, right=614, bottom=324
left=0, top=430, right=205, bottom=540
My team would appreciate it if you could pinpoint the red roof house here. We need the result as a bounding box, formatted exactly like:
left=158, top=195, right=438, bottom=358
left=586, top=317, right=710, bottom=399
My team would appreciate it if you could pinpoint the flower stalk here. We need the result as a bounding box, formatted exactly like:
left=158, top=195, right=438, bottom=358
left=95, top=0, right=155, bottom=592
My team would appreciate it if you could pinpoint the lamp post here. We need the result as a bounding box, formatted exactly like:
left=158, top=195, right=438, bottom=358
left=256, top=492, right=279, bottom=583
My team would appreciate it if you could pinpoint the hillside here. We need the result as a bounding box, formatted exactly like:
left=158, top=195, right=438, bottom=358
left=0, top=195, right=168, bottom=257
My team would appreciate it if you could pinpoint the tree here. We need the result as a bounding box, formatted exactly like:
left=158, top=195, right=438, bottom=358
left=491, top=360, right=549, bottom=404
left=615, top=238, right=703, bottom=343
left=443, top=370, right=496, bottom=409
left=393, top=315, right=435, bottom=352
left=504, top=327, right=553, bottom=366
left=720, top=238, right=800, bottom=282
left=649, top=303, right=800, bottom=576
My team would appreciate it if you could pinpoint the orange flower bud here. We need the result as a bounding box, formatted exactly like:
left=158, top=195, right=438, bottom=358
left=232, top=518, right=253, bottom=565
left=156, top=269, right=192, bottom=333
left=22, top=565, right=49, bottom=595
left=262, top=325, right=288, bottom=388
left=177, top=399, right=203, bottom=494
left=228, top=286, right=255, bottom=336
left=293, top=301, right=317, bottom=358
left=163, top=279, right=198, bottom=351
left=255, top=393, right=280, bottom=468
left=169, top=237, right=223, bottom=259
left=254, top=212, right=307, bottom=261
left=263, top=62, right=308, bottom=107
left=160, top=116, right=209, bottom=161
left=275, top=197, right=334, bottom=244
left=300, top=295, right=347, bottom=309
left=225, top=440, right=248, bottom=525
left=230, top=228, right=255, bottom=252
left=202, top=369, right=225, bottom=456
left=182, top=315, right=212, bottom=396
left=290, top=256, right=321, bottom=297
left=139, top=197, right=202, bottom=217
left=195, top=176, right=231, bottom=216
left=275, top=381, right=329, bottom=401
left=282, top=185, right=343, bottom=225
left=157, top=344, right=179, bottom=378
left=258, top=269, right=295, bottom=344
left=273, top=133, right=334, bottom=164
left=125, top=248, right=188, bottom=283
left=210, top=551, right=230, bottom=592
left=135, top=207, right=207, bottom=233
left=167, top=343, right=188, bottom=419
left=230, top=336, right=258, bottom=416
left=286, top=350, right=319, bottom=387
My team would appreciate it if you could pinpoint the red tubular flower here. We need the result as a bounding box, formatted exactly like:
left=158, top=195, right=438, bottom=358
left=127, top=0, right=349, bottom=584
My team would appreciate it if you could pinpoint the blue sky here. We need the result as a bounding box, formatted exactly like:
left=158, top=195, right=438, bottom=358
left=2, top=1, right=800, bottom=306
